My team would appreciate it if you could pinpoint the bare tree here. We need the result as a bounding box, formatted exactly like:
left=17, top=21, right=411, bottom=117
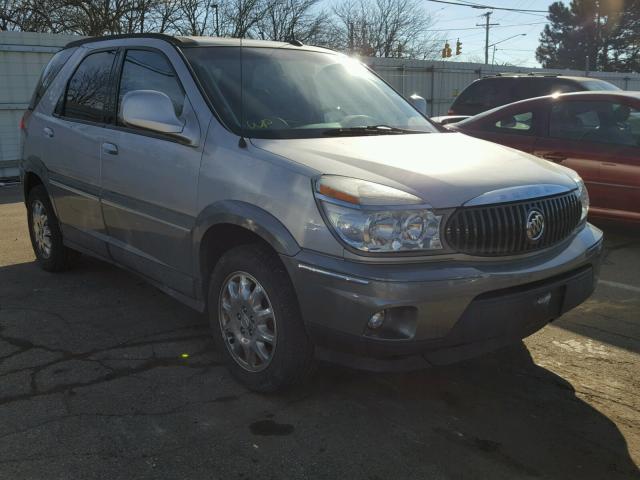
left=219, top=0, right=270, bottom=38
left=150, top=0, right=182, bottom=32
left=170, top=0, right=214, bottom=35
left=330, top=0, right=440, bottom=59
left=2, top=0, right=441, bottom=61
left=256, top=0, right=325, bottom=42
left=1, top=0, right=69, bottom=32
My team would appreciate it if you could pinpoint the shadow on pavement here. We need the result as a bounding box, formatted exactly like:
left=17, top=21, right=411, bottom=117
left=551, top=223, right=640, bottom=354
left=289, top=343, right=640, bottom=479
left=0, top=258, right=637, bottom=479
left=0, top=184, right=22, bottom=205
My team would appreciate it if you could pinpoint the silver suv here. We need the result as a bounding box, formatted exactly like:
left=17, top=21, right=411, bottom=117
left=20, top=34, right=603, bottom=391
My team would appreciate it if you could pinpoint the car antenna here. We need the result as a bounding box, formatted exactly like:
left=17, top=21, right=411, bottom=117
left=288, top=36, right=303, bottom=47
left=239, top=36, right=247, bottom=148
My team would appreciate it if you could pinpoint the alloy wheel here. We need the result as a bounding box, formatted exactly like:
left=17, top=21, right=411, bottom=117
left=218, top=271, right=277, bottom=372
left=32, top=199, right=52, bottom=259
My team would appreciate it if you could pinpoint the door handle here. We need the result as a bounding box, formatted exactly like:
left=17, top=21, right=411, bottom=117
left=602, top=162, right=617, bottom=167
left=541, top=153, right=567, bottom=162
left=102, top=142, right=118, bottom=155
left=43, top=127, right=54, bottom=138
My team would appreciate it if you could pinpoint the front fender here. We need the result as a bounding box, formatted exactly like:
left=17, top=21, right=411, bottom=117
left=193, top=199, right=301, bottom=272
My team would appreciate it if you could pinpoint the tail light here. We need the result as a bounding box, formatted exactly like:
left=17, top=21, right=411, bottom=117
left=20, top=110, right=32, bottom=130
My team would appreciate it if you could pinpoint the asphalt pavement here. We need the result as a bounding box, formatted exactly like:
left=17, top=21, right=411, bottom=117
left=1, top=184, right=638, bottom=479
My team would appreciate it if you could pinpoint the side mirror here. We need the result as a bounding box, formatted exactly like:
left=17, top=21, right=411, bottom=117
left=121, top=90, right=184, bottom=134
left=409, top=94, right=427, bottom=115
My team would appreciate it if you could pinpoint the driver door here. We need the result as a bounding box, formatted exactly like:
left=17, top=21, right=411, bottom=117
left=465, top=104, right=542, bottom=154
left=99, top=48, right=204, bottom=295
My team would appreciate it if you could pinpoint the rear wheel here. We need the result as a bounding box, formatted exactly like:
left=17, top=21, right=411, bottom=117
left=208, top=244, right=314, bottom=392
left=27, top=185, right=77, bottom=272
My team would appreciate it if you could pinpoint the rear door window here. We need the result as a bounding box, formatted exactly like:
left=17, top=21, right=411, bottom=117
left=550, top=100, right=640, bottom=147
left=62, top=50, right=117, bottom=123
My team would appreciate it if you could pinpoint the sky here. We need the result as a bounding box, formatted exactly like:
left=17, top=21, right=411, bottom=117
left=422, top=0, right=557, bottom=67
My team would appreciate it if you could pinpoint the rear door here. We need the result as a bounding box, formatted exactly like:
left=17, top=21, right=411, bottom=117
left=591, top=101, right=640, bottom=219
left=533, top=97, right=640, bottom=220
left=44, top=49, right=118, bottom=256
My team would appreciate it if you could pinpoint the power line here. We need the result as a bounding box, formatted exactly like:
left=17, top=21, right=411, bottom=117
left=423, top=0, right=548, bottom=13
left=424, top=21, right=546, bottom=31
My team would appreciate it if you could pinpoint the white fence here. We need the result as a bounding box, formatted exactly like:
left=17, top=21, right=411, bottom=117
left=367, top=57, right=640, bottom=117
left=0, top=32, right=80, bottom=177
left=1, top=31, right=640, bottom=178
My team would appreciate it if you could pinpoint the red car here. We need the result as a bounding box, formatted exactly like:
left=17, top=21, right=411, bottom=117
left=451, top=91, right=640, bottom=225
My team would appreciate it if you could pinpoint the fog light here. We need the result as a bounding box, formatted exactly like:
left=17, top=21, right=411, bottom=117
left=368, top=310, right=386, bottom=329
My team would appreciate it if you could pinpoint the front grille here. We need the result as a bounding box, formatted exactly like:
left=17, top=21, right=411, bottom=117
left=445, top=191, right=582, bottom=256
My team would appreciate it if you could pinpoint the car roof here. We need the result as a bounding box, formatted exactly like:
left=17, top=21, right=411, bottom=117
left=456, top=90, right=640, bottom=127
left=477, top=74, right=606, bottom=83
left=65, top=33, right=334, bottom=54
left=505, top=90, right=640, bottom=108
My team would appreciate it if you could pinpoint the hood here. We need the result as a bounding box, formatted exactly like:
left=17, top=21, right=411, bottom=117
left=251, top=133, right=577, bottom=208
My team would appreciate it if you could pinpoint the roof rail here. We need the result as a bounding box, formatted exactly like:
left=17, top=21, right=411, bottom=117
left=484, top=72, right=562, bottom=78
left=65, top=33, right=196, bottom=49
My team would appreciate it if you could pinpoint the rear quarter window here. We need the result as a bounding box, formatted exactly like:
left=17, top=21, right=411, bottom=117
left=29, top=47, right=76, bottom=110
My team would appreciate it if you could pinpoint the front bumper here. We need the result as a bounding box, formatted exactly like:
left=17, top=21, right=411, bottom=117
left=281, top=223, right=603, bottom=367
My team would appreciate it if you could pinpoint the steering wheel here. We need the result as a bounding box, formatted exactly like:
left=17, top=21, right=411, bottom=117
left=246, top=117, right=290, bottom=129
left=340, top=115, right=378, bottom=128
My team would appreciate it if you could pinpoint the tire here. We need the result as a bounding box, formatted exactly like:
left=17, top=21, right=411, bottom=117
left=208, top=243, right=314, bottom=392
left=26, top=185, right=78, bottom=272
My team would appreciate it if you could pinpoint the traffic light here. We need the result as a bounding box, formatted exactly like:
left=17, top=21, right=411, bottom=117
left=456, top=39, right=462, bottom=55
left=442, top=41, right=452, bottom=58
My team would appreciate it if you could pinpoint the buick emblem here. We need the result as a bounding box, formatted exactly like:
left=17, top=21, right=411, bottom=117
left=526, top=209, right=545, bottom=242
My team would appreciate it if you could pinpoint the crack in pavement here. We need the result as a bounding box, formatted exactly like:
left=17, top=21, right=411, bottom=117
left=0, top=394, right=244, bottom=443
left=0, top=350, right=222, bottom=406
left=0, top=310, right=223, bottom=407
left=0, top=332, right=210, bottom=378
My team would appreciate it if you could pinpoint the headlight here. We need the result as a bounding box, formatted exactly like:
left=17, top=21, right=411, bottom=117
left=315, top=176, right=442, bottom=252
left=573, top=176, right=589, bottom=222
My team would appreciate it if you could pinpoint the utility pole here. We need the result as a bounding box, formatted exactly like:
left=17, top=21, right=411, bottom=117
left=212, top=3, right=219, bottom=36
left=477, top=11, right=499, bottom=65
left=348, top=22, right=355, bottom=54
left=585, top=55, right=590, bottom=76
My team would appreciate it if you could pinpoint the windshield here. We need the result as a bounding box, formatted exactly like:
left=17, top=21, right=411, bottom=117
left=183, top=46, right=436, bottom=139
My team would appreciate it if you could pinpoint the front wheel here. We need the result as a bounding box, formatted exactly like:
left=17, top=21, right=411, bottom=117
left=208, top=244, right=314, bottom=392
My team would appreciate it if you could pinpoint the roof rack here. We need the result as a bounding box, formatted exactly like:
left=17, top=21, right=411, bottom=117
left=485, top=72, right=562, bottom=78
left=64, top=33, right=196, bottom=49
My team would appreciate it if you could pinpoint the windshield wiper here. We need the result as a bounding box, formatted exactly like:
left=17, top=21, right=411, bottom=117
left=322, top=125, right=426, bottom=136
